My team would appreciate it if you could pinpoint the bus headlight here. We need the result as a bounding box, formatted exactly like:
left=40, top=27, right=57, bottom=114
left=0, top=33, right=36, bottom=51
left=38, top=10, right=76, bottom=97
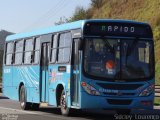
left=139, top=84, right=154, bottom=97
left=81, top=82, right=100, bottom=96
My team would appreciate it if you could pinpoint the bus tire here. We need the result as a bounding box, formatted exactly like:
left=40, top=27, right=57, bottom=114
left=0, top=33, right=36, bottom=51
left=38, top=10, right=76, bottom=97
left=19, top=85, right=31, bottom=110
left=32, top=103, right=39, bottom=110
left=60, top=90, right=70, bottom=116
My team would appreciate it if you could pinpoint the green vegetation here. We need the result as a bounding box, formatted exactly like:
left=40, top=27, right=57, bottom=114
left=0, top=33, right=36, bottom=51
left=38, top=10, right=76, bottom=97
left=69, top=6, right=89, bottom=22
left=64, top=0, right=160, bottom=85
left=154, top=98, right=160, bottom=105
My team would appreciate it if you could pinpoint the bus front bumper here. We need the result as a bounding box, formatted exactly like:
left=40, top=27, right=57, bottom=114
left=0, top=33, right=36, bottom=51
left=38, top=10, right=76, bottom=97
left=80, top=92, right=154, bottom=110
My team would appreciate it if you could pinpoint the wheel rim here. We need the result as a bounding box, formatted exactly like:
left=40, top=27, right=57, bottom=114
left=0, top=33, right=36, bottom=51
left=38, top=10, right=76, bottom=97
left=61, top=91, right=67, bottom=109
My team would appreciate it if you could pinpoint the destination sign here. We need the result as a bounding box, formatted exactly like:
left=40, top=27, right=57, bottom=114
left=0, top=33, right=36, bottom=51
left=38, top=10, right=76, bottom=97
left=84, top=22, right=153, bottom=38
left=101, top=26, right=135, bottom=33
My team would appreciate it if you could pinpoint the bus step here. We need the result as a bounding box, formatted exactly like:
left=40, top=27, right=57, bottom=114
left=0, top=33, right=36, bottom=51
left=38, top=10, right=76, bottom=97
left=40, top=103, right=48, bottom=107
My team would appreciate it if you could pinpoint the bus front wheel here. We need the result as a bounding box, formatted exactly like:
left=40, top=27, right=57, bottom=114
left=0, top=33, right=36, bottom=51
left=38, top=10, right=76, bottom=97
left=20, top=85, right=31, bottom=110
left=60, top=90, right=70, bottom=116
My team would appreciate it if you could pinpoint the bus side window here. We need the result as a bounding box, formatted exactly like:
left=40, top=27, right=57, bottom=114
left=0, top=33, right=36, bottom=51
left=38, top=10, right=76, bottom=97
left=5, top=42, right=14, bottom=65
left=15, top=40, right=23, bottom=65
left=50, top=35, right=57, bottom=63
left=73, top=39, right=81, bottom=65
left=33, top=37, right=40, bottom=64
left=24, top=38, right=34, bottom=64
left=57, top=32, right=72, bottom=63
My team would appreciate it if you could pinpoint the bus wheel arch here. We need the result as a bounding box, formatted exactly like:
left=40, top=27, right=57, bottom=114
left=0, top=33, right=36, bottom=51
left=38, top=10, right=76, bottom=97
left=56, top=84, right=70, bottom=116
left=56, top=84, right=64, bottom=106
left=19, top=82, right=24, bottom=101
left=19, top=83, right=31, bottom=110
left=60, top=89, right=70, bottom=116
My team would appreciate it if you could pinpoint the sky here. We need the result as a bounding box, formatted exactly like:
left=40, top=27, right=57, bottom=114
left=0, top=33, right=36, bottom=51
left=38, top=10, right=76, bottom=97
left=0, top=0, right=91, bottom=33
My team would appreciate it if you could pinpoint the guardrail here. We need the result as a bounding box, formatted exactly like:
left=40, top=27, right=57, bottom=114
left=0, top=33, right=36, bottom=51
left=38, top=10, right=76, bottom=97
left=155, top=85, right=160, bottom=97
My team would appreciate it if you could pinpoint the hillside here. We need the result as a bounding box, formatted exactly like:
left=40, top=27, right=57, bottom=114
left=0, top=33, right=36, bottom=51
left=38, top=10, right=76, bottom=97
left=0, top=30, right=13, bottom=79
left=91, top=0, right=160, bottom=84
left=0, top=30, right=13, bottom=50
left=69, top=0, right=160, bottom=84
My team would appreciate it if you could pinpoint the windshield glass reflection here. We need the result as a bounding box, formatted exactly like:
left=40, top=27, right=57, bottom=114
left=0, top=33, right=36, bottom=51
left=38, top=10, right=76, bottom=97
left=84, top=38, right=154, bottom=80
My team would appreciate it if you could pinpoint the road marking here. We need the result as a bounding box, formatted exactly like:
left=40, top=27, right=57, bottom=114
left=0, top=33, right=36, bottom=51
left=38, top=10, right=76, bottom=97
left=0, top=106, right=38, bottom=114
left=0, top=106, right=81, bottom=120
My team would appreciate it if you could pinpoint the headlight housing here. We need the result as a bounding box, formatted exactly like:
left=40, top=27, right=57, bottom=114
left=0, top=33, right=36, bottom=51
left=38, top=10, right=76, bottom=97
left=81, top=82, right=100, bottom=96
left=139, top=84, right=154, bottom=97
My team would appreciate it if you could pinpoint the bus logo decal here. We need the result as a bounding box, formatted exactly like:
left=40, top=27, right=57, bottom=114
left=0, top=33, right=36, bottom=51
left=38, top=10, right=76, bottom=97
left=49, top=69, right=57, bottom=83
left=4, top=69, right=11, bottom=73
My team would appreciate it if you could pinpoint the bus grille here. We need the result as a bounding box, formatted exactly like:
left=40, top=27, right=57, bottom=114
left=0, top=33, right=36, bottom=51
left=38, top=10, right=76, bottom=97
left=104, top=92, right=135, bottom=96
left=97, top=83, right=143, bottom=90
left=107, top=99, right=132, bottom=105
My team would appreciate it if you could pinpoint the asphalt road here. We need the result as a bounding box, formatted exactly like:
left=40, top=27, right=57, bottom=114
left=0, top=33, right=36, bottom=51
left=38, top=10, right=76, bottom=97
left=0, top=93, right=160, bottom=120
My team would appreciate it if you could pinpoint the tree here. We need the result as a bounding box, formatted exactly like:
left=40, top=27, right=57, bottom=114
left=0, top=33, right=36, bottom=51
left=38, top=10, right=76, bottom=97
left=91, top=0, right=103, bottom=9
left=69, top=6, right=87, bottom=22
left=54, top=16, right=69, bottom=25
left=55, top=6, right=91, bottom=24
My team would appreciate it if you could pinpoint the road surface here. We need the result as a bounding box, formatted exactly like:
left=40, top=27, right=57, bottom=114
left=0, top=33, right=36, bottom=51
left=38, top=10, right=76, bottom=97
left=0, top=93, right=160, bottom=120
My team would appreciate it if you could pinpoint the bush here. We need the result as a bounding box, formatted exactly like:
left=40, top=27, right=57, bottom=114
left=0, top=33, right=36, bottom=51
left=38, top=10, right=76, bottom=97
left=154, top=26, right=160, bottom=41
left=69, top=6, right=87, bottom=22
left=91, top=0, right=103, bottom=9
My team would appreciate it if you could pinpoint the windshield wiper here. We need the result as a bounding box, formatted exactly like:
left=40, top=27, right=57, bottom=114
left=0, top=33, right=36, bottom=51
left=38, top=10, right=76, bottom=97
left=123, top=38, right=138, bottom=69
left=126, top=38, right=138, bottom=56
left=104, top=40, right=115, bottom=53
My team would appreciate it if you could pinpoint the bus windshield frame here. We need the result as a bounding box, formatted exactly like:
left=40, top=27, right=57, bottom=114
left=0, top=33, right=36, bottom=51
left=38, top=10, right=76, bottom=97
left=83, top=37, right=155, bottom=82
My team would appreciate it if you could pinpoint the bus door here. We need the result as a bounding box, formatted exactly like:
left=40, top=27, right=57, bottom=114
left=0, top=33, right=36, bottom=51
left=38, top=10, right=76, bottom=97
left=40, top=42, right=50, bottom=102
left=72, top=39, right=81, bottom=106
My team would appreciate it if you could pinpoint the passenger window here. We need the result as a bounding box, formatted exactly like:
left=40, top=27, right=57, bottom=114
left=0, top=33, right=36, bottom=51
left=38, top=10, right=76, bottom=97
left=5, top=42, right=14, bottom=65
left=24, top=39, right=33, bottom=64
left=6, top=42, right=14, bottom=54
left=15, top=40, right=23, bottom=52
left=33, top=37, right=40, bottom=64
left=15, top=53, right=23, bottom=64
left=15, top=40, right=23, bottom=65
left=50, top=35, right=57, bottom=63
left=58, top=32, right=72, bottom=63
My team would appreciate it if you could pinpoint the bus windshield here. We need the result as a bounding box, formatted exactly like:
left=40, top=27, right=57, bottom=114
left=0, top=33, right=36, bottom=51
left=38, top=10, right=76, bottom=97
left=83, top=38, right=154, bottom=81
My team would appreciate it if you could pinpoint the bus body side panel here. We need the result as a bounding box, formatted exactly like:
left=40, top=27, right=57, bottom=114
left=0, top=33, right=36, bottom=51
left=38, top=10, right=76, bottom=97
left=3, top=66, right=13, bottom=86
left=12, top=66, right=40, bottom=103
left=3, top=66, right=15, bottom=100
left=48, top=64, right=71, bottom=107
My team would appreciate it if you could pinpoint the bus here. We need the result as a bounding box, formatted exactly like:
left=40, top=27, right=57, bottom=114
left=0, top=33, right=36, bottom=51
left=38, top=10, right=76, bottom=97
left=2, top=19, right=155, bottom=115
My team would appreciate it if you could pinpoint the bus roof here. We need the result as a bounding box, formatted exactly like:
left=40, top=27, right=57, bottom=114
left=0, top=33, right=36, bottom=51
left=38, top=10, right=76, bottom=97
left=6, top=19, right=150, bottom=41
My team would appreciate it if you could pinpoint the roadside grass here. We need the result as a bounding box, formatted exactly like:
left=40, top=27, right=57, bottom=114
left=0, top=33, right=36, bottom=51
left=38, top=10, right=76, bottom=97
left=155, top=63, right=160, bottom=85
left=154, top=97, right=160, bottom=105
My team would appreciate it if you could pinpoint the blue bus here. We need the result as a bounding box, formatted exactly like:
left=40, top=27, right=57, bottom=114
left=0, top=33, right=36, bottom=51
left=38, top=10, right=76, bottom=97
left=2, top=19, right=155, bottom=115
